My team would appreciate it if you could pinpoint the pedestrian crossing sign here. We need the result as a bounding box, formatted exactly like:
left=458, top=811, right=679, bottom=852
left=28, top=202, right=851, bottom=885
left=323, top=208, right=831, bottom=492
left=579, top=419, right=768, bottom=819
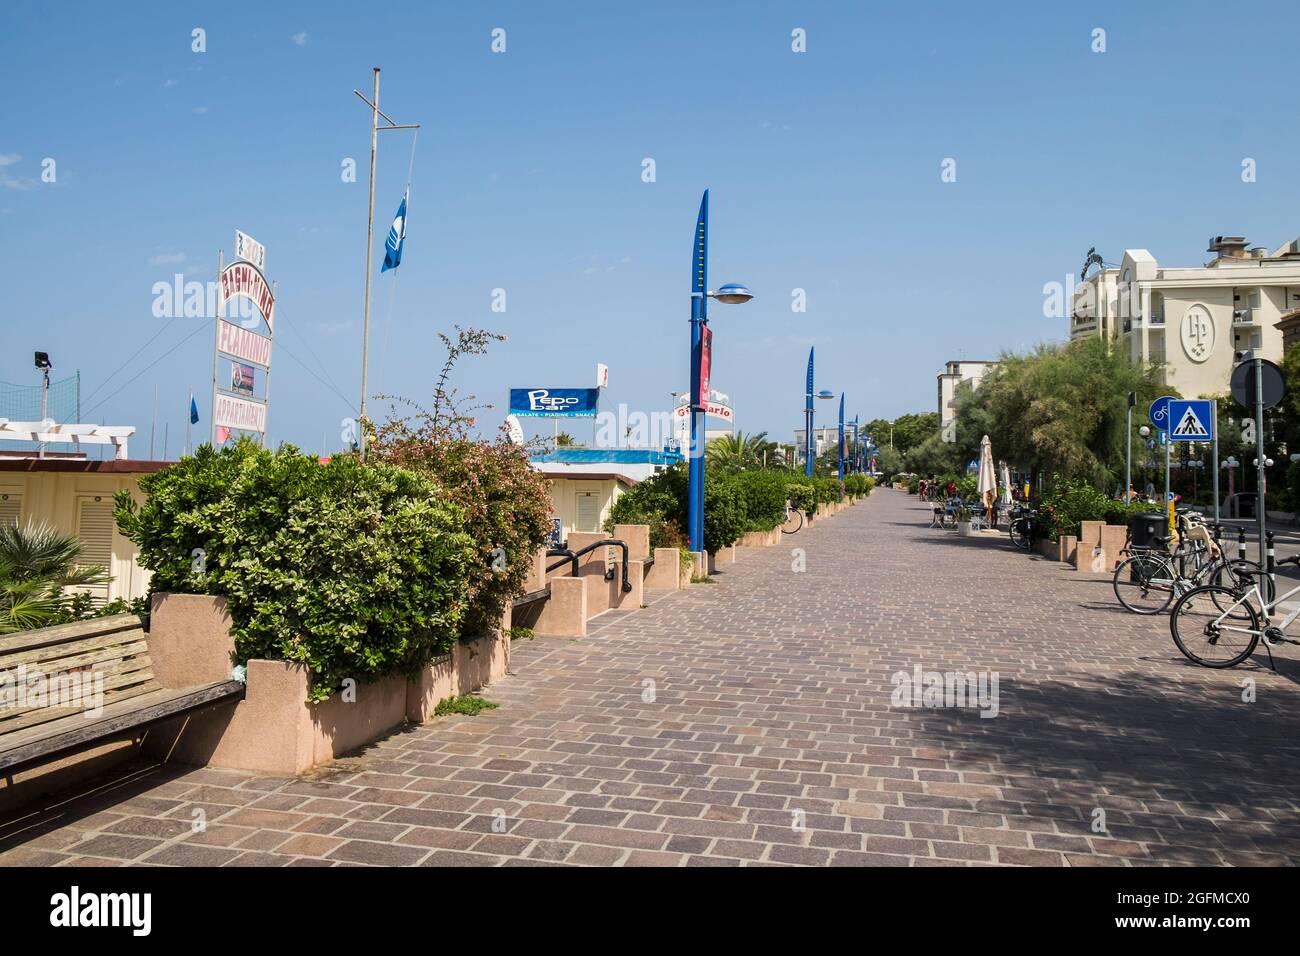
left=1168, top=399, right=1213, bottom=441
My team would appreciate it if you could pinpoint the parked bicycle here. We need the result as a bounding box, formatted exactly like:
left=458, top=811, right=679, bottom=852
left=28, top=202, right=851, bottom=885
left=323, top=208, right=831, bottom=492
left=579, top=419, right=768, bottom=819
left=1112, top=512, right=1268, bottom=614
left=1170, top=552, right=1300, bottom=668
left=780, top=499, right=804, bottom=534
left=1008, top=506, right=1037, bottom=551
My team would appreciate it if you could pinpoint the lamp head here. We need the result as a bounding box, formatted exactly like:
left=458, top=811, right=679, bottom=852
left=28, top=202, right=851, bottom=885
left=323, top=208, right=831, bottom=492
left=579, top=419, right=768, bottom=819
left=34, top=351, right=52, bottom=370
left=709, top=282, right=753, bottom=305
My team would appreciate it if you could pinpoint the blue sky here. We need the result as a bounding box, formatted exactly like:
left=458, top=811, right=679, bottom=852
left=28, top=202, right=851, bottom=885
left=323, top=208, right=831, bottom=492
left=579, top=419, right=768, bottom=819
left=3, top=0, right=1299, bottom=456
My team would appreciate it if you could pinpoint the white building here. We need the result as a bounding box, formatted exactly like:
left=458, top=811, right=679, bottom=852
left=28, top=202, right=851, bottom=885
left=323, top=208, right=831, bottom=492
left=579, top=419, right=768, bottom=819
left=1070, top=236, right=1300, bottom=397
left=936, top=360, right=996, bottom=422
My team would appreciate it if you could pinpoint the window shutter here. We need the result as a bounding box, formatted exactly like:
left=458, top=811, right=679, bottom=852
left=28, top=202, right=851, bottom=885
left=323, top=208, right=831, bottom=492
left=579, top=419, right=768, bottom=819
left=75, top=497, right=114, bottom=601
left=576, top=491, right=601, bottom=532
left=0, top=493, right=20, bottom=528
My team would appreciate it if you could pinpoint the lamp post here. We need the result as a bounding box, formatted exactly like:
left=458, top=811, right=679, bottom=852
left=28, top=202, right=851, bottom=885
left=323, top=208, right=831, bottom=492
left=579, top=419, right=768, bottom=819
left=687, top=190, right=752, bottom=554
left=804, top=349, right=815, bottom=477
left=1138, top=426, right=1151, bottom=499
left=1125, top=391, right=1136, bottom=501
left=837, top=393, right=846, bottom=481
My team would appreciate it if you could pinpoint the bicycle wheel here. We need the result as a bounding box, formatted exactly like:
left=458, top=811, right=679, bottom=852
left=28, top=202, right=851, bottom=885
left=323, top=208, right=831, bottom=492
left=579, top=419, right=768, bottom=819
left=1008, top=520, right=1030, bottom=551
left=1169, top=585, right=1261, bottom=668
left=780, top=509, right=804, bottom=534
left=1209, top=560, right=1274, bottom=614
left=1112, top=552, right=1177, bottom=614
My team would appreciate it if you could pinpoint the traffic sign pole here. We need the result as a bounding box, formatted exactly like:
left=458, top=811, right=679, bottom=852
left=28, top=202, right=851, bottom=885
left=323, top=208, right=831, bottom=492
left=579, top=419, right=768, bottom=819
left=1256, top=356, right=1267, bottom=574
left=1212, top=401, right=1219, bottom=524
left=1170, top=431, right=1180, bottom=530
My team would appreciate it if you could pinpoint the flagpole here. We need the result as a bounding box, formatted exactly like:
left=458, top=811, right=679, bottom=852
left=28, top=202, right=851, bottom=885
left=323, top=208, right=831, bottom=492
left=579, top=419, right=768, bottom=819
left=186, top=386, right=192, bottom=455
left=150, top=383, right=157, bottom=459
left=358, top=67, right=380, bottom=462
left=210, top=249, right=223, bottom=447
left=352, top=72, right=420, bottom=463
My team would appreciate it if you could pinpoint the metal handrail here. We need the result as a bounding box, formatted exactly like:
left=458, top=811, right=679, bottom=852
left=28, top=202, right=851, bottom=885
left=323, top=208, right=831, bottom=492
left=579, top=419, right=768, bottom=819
left=545, top=549, right=578, bottom=576
left=546, top=539, right=634, bottom=593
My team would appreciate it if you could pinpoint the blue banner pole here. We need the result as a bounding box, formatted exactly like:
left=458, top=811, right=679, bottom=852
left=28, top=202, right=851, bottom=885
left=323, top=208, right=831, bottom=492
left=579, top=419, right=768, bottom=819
left=688, top=191, right=708, bottom=554
left=805, top=348, right=814, bottom=478
left=837, top=393, right=845, bottom=481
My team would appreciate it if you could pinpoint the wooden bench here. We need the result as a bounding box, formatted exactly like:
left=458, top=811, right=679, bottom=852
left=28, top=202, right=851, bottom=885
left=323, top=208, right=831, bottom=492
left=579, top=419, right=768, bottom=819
left=0, top=614, right=245, bottom=777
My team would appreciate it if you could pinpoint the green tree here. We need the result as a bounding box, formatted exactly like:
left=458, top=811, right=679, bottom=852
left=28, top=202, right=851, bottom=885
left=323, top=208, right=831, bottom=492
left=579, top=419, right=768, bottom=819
left=953, top=338, right=1166, bottom=489
left=706, top=431, right=771, bottom=472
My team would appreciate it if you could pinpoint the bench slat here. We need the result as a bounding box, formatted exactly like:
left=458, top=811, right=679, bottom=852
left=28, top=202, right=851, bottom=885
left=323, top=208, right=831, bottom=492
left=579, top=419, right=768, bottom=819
left=0, top=680, right=163, bottom=735
left=0, top=681, right=246, bottom=774
left=0, top=615, right=142, bottom=654
left=1, top=638, right=150, bottom=680
left=0, top=628, right=147, bottom=669
left=0, top=664, right=160, bottom=729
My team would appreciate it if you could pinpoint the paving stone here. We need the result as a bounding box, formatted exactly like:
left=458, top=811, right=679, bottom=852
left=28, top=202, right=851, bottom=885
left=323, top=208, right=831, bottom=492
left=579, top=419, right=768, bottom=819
left=3, top=491, right=1298, bottom=867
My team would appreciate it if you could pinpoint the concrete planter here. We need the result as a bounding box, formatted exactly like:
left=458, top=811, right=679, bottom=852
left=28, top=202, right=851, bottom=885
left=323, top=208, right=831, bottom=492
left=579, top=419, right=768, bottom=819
left=144, top=593, right=511, bottom=776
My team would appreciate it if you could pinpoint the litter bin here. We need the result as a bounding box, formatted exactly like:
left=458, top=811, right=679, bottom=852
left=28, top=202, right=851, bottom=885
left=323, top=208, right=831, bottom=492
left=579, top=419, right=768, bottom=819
left=1128, top=513, right=1167, bottom=550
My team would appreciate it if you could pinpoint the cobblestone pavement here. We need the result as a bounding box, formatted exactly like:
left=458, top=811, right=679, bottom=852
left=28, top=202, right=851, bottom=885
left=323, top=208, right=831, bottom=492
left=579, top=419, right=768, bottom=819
left=4, top=490, right=1299, bottom=866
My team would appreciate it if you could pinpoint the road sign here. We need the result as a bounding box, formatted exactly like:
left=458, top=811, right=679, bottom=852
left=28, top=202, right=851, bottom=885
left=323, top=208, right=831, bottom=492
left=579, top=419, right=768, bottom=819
left=1168, top=399, right=1214, bottom=441
left=1148, top=394, right=1176, bottom=429
left=1230, top=359, right=1285, bottom=410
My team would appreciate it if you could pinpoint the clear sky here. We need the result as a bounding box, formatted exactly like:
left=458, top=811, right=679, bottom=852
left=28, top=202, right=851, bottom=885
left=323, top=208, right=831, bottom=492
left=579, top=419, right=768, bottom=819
left=3, top=0, right=1299, bottom=456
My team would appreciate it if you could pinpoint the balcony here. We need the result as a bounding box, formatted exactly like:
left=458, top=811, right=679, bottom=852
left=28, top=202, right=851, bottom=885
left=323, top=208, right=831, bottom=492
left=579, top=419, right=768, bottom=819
left=1233, top=309, right=1256, bottom=327
left=1148, top=312, right=1165, bottom=326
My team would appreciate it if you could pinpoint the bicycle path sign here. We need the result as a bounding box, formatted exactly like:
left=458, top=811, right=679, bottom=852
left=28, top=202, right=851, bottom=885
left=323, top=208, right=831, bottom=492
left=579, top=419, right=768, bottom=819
left=1168, top=399, right=1214, bottom=442
left=1148, top=395, right=1176, bottom=432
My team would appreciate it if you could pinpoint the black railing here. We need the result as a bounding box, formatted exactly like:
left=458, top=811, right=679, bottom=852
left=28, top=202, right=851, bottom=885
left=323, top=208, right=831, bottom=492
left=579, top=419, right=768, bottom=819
left=546, top=539, right=633, bottom=593
left=545, top=548, right=578, bottom=577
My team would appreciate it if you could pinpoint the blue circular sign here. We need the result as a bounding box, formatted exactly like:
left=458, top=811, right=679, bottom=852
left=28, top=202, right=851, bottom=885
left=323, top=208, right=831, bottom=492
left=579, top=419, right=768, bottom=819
left=1149, top=395, right=1176, bottom=429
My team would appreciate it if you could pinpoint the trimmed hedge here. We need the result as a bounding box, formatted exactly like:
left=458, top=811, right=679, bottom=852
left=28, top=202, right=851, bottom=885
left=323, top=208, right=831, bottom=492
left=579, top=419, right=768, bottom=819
left=115, top=439, right=477, bottom=702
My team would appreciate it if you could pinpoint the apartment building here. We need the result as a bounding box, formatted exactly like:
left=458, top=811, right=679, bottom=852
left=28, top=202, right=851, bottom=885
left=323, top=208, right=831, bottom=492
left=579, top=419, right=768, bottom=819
left=1070, top=236, right=1300, bottom=397
left=936, top=360, right=996, bottom=422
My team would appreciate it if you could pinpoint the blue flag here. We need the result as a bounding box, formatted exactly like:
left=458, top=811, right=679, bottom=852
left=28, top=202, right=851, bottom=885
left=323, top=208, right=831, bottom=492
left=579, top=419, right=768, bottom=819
left=381, top=190, right=407, bottom=272
left=190, top=396, right=199, bottom=425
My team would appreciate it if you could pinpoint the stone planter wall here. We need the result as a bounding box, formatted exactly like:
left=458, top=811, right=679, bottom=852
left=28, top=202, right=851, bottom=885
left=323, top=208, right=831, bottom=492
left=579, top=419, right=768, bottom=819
left=142, top=593, right=512, bottom=776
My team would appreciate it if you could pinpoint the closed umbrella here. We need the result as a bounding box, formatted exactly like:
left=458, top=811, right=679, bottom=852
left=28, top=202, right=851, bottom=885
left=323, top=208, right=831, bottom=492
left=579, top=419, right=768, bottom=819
left=999, top=461, right=1012, bottom=505
left=977, top=435, right=997, bottom=523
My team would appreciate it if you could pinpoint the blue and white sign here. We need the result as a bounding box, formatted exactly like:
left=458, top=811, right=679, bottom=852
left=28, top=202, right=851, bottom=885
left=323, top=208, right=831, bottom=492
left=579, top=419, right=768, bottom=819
left=509, top=387, right=600, bottom=418
left=1168, top=399, right=1214, bottom=442
left=1148, top=395, right=1176, bottom=429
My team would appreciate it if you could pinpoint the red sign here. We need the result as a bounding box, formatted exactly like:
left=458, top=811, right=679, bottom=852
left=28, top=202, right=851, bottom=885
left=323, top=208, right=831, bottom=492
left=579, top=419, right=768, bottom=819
left=220, top=261, right=275, bottom=331
left=698, top=325, right=712, bottom=406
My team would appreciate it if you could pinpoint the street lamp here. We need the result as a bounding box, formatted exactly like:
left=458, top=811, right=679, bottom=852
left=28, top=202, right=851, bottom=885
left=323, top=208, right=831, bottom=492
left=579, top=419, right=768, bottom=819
left=1124, top=391, right=1136, bottom=501
left=687, top=190, right=752, bottom=555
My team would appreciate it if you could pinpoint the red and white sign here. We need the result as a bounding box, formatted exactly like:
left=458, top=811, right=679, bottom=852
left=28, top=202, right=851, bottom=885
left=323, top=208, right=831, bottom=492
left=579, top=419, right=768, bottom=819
left=214, top=394, right=267, bottom=433
left=217, top=320, right=272, bottom=367
left=674, top=400, right=733, bottom=422
left=220, top=261, right=275, bottom=331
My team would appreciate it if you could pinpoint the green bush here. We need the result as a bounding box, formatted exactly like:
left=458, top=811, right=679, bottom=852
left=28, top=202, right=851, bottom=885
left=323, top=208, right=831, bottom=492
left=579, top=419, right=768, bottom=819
left=703, top=473, right=747, bottom=552
left=843, top=474, right=875, bottom=497
left=606, top=465, right=688, bottom=550
left=115, top=439, right=477, bottom=702
left=785, top=481, right=818, bottom=514
left=1039, top=474, right=1151, bottom=541
left=907, top=477, right=920, bottom=495
left=734, top=469, right=790, bottom=532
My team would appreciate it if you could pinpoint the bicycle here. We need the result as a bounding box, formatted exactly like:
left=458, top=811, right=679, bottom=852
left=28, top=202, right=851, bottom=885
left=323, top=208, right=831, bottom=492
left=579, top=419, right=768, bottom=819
left=1112, top=514, right=1267, bottom=614
left=1008, top=506, right=1036, bottom=551
left=1169, top=552, right=1300, bottom=668
left=780, top=499, right=804, bottom=534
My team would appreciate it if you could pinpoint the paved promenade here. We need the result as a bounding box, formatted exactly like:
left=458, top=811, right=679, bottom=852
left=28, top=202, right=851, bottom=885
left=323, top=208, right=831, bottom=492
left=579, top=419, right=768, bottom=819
left=3, top=490, right=1298, bottom=866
